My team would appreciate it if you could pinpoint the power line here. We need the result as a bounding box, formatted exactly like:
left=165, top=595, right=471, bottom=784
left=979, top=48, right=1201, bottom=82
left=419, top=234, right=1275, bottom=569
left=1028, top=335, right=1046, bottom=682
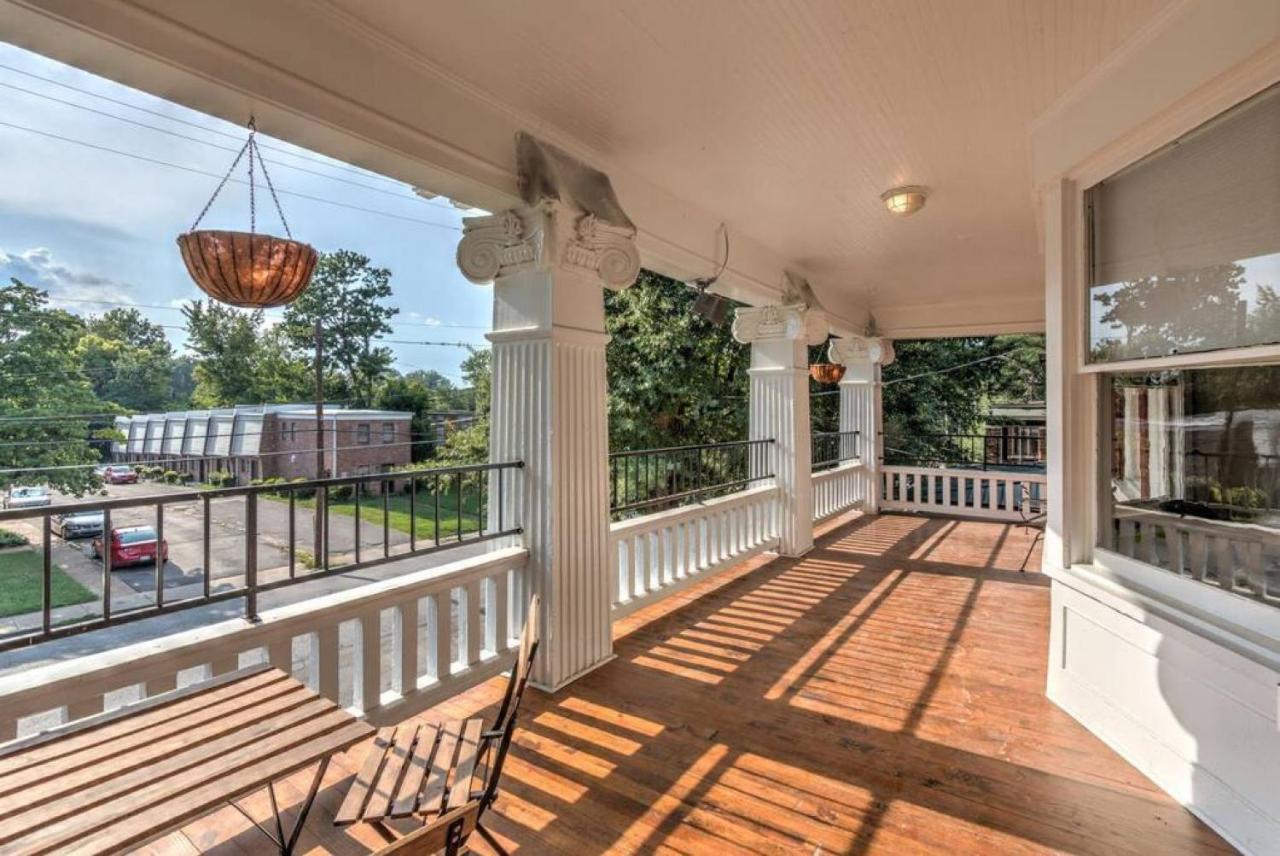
left=0, top=422, right=471, bottom=449
left=38, top=295, right=491, bottom=330
left=0, top=61, right=420, bottom=191
left=0, top=77, right=452, bottom=206
left=0, top=118, right=463, bottom=231
left=881, top=346, right=1043, bottom=387
left=0, top=436, right=462, bottom=476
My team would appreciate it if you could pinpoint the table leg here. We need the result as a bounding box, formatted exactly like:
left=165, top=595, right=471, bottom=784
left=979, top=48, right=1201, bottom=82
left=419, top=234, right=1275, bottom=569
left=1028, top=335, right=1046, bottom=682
left=231, top=756, right=331, bottom=856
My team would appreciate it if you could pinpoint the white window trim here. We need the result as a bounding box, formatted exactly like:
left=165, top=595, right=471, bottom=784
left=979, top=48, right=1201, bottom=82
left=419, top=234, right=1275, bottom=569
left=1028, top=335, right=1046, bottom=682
left=1073, top=548, right=1280, bottom=668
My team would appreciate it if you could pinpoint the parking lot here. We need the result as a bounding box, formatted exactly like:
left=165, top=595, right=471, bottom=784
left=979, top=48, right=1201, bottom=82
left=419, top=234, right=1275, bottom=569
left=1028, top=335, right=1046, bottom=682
left=4, top=479, right=433, bottom=621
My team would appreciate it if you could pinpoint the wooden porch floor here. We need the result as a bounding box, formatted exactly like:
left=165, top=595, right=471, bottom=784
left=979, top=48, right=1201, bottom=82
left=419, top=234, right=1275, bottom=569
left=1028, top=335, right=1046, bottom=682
left=148, top=512, right=1232, bottom=855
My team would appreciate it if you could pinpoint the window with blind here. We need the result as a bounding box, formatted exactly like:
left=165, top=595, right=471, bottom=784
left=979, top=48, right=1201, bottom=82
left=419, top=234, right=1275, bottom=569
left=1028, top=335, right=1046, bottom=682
left=1087, top=83, right=1280, bottom=363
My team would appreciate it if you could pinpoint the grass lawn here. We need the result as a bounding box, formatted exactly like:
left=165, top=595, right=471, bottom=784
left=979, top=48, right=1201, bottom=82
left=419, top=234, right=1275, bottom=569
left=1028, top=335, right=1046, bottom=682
left=0, top=549, right=96, bottom=618
left=288, top=486, right=487, bottom=541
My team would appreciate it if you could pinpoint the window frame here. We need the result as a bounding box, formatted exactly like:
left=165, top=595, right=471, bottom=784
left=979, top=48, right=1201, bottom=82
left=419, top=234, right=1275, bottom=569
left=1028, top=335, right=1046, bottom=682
left=1050, top=77, right=1280, bottom=655
left=356, top=423, right=371, bottom=445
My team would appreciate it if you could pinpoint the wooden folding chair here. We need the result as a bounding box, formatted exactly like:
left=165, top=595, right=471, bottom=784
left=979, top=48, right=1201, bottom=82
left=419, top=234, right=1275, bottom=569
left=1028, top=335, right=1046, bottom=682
left=337, top=595, right=540, bottom=855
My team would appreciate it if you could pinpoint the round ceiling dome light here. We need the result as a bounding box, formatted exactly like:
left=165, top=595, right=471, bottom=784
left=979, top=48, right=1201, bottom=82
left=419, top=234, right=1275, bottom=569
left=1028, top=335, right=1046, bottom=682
left=880, top=185, right=928, bottom=216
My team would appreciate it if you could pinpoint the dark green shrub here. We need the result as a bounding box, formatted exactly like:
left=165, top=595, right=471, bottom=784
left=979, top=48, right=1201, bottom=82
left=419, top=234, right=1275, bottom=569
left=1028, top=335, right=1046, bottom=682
left=0, top=527, right=28, bottom=548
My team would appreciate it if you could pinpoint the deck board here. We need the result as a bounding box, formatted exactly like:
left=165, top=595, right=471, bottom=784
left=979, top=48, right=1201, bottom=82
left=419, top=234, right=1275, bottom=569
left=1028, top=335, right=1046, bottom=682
left=155, top=512, right=1232, bottom=855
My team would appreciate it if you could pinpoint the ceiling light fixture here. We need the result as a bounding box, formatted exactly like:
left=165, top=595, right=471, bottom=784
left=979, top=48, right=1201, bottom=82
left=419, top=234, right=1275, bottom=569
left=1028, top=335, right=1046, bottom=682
left=880, top=185, right=928, bottom=216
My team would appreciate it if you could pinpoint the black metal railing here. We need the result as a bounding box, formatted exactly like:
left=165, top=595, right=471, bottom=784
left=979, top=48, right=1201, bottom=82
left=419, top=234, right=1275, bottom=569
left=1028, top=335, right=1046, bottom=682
left=0, top=461, right=523, bottom=652
left=883, top=429, right=1046, bottom=471
left=812, top=430, right=860, bottom=472
left=609, top=439, right=774, bottom=517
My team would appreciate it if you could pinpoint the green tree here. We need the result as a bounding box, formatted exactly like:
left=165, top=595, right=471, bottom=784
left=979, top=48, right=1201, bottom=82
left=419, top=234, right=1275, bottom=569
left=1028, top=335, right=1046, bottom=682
left=79, top=308, right=183, bottom=411
left=282, top=250, right=398, bottom=407
left=375, top=373, right=443, bottom=462
left=604, top=270, right=748, bottom=451
left=881, top=335, right=1045, bottom=462
left=0, top=280, right=106, bottom=493
left=182, top=301, right=311, bottom=406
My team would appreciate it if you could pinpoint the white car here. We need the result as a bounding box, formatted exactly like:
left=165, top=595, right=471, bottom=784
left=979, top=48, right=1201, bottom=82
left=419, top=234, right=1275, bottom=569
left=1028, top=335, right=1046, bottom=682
left=3, top=486, right=51, bottom=510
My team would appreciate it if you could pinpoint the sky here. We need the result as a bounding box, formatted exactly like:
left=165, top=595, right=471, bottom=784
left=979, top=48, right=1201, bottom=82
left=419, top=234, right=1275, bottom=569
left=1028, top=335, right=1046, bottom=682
left=0, top=41, right=493, bottom=386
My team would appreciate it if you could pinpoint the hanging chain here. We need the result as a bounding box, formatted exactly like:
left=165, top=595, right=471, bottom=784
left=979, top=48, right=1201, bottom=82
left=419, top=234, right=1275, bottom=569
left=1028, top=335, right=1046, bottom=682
left=246, top=116, right=256, bottom=235
left=251, top=135, right=293, bottom=239
left=188, top=136, right=249, bottom=232
left=187, top=114, right=293, bottom=238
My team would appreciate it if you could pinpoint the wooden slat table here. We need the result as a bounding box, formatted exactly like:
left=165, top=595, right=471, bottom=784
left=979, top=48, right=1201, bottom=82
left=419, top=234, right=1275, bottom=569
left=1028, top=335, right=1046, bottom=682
left=0, top=664, right=373, bottom=856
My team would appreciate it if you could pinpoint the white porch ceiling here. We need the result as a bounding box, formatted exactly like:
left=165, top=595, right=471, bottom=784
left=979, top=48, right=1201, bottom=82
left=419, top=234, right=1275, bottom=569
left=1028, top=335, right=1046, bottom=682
left=323, top=0, right=1168, bottom=327
left=4, top=0, right=1172, bottom=335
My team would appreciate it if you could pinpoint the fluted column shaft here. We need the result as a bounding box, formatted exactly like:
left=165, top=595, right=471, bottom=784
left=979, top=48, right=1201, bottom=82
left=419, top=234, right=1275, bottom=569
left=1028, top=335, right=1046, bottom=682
left=459, top=200, right=639, bottom=690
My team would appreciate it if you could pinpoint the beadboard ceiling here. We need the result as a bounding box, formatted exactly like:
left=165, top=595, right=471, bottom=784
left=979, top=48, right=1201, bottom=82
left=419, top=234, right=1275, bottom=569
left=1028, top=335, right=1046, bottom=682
left=324, top=0, right=1170, bottom=319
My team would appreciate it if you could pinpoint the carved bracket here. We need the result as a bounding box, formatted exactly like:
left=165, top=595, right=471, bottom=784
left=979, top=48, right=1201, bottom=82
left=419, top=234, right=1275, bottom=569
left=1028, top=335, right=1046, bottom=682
left=731, top=303, right=829, bottom=346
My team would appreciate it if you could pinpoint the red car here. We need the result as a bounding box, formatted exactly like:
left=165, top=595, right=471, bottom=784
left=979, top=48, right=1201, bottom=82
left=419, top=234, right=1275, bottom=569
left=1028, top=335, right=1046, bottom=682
left=102, top=465, right=138, bottom=485
left=91, top=526, right=169, bottom=568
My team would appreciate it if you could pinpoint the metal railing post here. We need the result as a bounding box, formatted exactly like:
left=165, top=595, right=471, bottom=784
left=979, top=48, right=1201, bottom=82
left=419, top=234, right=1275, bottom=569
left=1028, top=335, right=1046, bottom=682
left=245, top=492, right=258, bottom=621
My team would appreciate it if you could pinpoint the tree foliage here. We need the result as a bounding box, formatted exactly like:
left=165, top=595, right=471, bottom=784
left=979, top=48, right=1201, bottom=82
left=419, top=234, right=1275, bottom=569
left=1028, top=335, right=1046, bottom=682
left=0, top=280, right=107, bottom=493
left=282, top=250, right=398, bottom=407
left=604, top=270, right=749, bottom=451
left=881, top=334, right=1045, bottom=453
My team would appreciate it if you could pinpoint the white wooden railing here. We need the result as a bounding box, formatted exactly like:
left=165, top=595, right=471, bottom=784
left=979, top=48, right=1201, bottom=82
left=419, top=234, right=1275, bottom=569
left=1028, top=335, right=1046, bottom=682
left=0, top=547, right=529, bottom=741
left=610, top=484, right=779, bottom=617
left=881, top=465, right=1046, bottom=522
left=1111, top=506, right=1279, bottom=604
left=813, top=461, right=867, bottom=521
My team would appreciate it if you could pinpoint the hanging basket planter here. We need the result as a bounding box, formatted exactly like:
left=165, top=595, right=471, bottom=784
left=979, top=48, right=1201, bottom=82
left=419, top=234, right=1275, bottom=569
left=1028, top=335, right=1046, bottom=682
left=176, top=117, right=317, bottom=309
left=809, top=362, right=846, bottom=384
left=177, top=231, right=317, bottom=308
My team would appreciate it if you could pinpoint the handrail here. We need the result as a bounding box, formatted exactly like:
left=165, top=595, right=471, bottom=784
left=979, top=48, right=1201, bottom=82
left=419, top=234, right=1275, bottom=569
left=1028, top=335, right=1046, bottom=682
left=0, top=461, right=524, bottom=653
left=608, top=438, right=775, bottom=516
left=812, top=430, right=860, bottom=471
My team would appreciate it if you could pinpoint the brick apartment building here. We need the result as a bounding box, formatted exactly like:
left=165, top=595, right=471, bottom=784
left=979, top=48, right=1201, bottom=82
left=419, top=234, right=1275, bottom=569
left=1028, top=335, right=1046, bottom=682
left=113, top=404, right=413, bottom=485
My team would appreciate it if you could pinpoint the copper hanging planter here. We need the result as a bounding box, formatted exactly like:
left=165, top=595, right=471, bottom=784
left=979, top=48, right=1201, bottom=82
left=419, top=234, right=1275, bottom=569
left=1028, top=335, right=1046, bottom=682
left=177, top=231, right=317, bottom=308
left=176, top=117, right=316, bottom=309
left=809, top=362, right=846, bottom=384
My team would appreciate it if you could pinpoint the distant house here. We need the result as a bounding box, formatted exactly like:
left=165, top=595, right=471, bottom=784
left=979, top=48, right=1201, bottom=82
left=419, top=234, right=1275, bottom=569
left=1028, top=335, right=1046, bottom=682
left=113, top=404, right=413, bottom=485
left=984, top=401, right=1046, bottom=468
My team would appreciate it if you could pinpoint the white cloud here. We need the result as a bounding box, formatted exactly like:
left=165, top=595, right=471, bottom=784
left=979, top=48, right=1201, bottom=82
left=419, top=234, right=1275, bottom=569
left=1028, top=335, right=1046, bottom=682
left=0, top=246, right=137, bottom=312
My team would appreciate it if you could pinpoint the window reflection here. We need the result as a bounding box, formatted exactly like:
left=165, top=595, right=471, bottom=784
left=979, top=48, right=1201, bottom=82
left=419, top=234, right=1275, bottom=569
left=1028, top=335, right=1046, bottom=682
left=1102, top=366, right=1280, bottom=605
left=1089, top=254, right=1280, bottom=362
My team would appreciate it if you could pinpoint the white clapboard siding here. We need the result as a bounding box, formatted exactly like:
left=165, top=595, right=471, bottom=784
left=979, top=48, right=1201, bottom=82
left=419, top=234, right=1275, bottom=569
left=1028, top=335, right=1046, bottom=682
left=813, top=461, right=868, bottom=521
left=880, top=465, right=1047, bottom=522
left=0, top=547, right=529, bottom=742
left=610, top=484, right=779, bottom=618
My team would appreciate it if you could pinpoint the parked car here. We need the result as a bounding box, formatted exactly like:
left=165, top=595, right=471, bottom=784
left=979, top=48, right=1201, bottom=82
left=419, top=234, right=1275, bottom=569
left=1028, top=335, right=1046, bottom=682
left=101, top=465, right=138, bottom=485
left=3, top=486, right=51, bottom=510
left=52, top=510, right=106, bottom=539
left=91, top=525, right=169, bottom=567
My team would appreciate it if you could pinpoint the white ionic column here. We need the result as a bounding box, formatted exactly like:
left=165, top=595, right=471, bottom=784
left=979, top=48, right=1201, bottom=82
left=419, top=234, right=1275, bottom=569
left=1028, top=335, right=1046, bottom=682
left=732, top=303, right=828, bottom=556
left=829, top=336, right=894, bottom=514
left=458, top=199, right=640, bottom=691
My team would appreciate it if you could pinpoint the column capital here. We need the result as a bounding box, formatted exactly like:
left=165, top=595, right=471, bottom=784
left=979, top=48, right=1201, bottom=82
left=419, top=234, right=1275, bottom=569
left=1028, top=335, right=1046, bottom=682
left=731, top=303, right=829, bottom=346
left=828, top=335, right=895, bottom=367
left=457, top=203, right=640, bottom=289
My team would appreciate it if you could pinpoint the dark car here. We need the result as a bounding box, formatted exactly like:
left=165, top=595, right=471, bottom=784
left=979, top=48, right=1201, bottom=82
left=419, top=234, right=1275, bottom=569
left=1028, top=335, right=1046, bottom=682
left=52, top=510, right=105, bottom=539
left=91, top=525, right=169, bottom=567
left=102, top=465, right=139, bottom=485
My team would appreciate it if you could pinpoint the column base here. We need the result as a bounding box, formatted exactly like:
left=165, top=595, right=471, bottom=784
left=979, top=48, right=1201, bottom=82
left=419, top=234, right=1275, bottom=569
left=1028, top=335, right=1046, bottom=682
left=530, top=653, right=618, bottom=694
